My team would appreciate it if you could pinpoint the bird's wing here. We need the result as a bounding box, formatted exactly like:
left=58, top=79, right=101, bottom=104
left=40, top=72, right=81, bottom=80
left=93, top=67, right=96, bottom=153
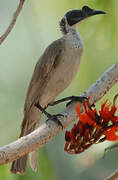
left=24, top=38, right=65, bottom=113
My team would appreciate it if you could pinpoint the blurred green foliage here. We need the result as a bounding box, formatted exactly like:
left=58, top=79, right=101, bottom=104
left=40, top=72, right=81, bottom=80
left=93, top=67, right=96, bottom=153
left=0, top=0, right=118, bottom=179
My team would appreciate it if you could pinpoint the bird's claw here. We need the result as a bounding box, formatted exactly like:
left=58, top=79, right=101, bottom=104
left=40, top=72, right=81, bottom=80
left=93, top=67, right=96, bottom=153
left=46, top=114, right=64, bottom=128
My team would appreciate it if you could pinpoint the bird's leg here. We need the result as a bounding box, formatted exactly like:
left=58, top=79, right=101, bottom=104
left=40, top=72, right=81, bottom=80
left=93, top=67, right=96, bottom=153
left=66, top=96, right=88, bottom=107
left=35, top=103, right=63, bottom=128
left=49, top=96, right=87, bottom=107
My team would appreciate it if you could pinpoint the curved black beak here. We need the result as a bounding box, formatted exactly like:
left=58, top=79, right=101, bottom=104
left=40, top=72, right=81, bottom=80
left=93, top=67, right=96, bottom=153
left=81, top=6, right=106, bottom=18
left=88, top=9, right=106, bottom=16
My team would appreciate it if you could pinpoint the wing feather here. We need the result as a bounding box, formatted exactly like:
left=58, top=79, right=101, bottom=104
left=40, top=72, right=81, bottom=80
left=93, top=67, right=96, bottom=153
left=24, top=38, right=65, bottom=113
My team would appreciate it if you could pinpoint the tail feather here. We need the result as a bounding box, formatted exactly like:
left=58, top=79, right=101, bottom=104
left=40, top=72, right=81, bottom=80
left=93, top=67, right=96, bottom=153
left=10, top=107, right=42, bottom=174
left=10, top=155, right=28, bottom=174
left=29, top=151, right=39, bottom=172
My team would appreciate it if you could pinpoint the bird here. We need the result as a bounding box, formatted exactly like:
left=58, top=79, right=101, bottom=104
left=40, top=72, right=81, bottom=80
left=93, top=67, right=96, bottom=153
left=10, top=5, right=106, bottom=174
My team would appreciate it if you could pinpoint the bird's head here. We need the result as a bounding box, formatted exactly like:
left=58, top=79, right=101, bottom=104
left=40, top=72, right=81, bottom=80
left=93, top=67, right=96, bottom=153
left=60, top=6, right=106, bottom=34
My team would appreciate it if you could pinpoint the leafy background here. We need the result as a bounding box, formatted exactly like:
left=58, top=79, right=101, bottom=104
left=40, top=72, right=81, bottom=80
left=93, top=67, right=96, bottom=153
left=0, top=0, right=118, bottom=179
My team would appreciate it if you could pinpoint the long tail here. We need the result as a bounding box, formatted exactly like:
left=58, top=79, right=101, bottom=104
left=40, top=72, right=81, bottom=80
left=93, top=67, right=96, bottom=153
left=10, top=106, right=42, bottom=174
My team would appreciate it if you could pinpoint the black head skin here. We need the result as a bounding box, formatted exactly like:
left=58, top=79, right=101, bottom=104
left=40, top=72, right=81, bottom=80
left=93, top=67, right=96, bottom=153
left=65, top=6, right=106, bottom=26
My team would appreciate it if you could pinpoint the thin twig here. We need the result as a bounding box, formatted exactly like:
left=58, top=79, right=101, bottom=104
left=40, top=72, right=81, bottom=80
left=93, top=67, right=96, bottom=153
left=106, top=169, right=118, bottom=180
left=0, top=63, right=118, bottom=165
left=0, top=0, right=25, bottom=45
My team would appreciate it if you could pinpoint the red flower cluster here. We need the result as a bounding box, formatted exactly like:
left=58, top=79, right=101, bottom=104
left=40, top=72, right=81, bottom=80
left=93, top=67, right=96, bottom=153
left=64, top=96, right=118, bottom=154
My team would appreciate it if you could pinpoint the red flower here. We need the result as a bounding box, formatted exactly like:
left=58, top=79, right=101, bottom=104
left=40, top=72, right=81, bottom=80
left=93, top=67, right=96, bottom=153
left=64, top=95, right=118, bottom=154
left=104, top=126, right=118, bottom=141
left=99, top=100, right=118, bottom=123
left=75, top=101, right=97, bottom=126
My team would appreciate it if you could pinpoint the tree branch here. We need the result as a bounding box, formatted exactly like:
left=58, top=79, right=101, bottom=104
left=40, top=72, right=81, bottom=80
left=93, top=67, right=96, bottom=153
left=0, top=0, right=25, bottom=45
left=0, top=63, right=118, bottom=165
left=106, top=169, right=118, bottom=180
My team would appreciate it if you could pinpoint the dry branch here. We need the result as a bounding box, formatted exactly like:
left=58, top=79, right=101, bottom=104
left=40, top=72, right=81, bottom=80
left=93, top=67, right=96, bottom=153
left=106, top=169, right=118, bottom=180
left=0, top=62, right=118, bottom=165
left=0, top=0, right=25, bottom=45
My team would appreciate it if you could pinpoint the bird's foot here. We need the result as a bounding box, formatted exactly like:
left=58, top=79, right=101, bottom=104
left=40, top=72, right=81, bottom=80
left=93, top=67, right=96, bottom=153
left=66, top=96, right=88, bottom=107
left=49, top=96, right=87, bottom=107
left=46, top=113, right=64, bottom=128
left=35, top=103, right=63, bottom=128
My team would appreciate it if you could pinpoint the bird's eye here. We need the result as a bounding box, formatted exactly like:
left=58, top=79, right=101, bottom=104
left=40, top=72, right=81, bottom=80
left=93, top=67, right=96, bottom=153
left=60, top=18, right=66, bottom=27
